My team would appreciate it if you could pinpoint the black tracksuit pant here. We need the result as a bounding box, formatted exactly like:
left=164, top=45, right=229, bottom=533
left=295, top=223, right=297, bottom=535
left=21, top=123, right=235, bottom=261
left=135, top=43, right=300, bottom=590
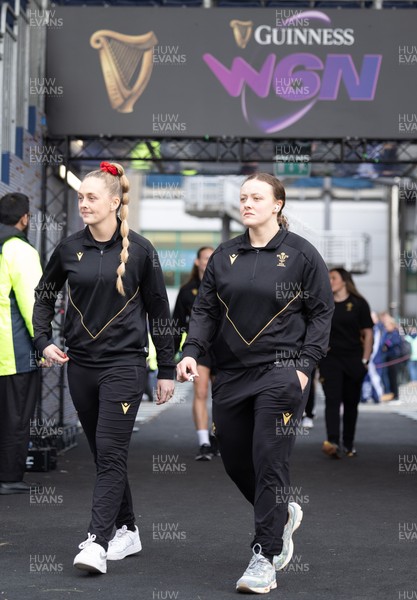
left=0, top=370, right=40, bottom=482
left=319, top=354, right=367, bottom=449
left=68, top=361, right=146, bottom=550
left=212, top=363, right=309, bottom=558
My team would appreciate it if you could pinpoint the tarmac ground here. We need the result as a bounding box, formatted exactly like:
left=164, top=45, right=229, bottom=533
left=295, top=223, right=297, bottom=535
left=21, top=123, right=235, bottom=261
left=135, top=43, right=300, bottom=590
left=1, top=381, right=416, bottom=600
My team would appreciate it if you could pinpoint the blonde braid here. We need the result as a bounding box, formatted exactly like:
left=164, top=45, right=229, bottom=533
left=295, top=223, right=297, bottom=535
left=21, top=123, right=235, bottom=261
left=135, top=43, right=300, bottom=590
left=83, top=162, right=130, bottom=296
left=113, top=163, right=130, bottom=296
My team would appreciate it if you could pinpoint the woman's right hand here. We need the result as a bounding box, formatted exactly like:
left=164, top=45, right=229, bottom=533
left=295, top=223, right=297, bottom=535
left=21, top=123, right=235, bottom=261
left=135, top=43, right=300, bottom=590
left=176, top=357, right=199, bottom=383
left=42, top=344, right=69, bottom=367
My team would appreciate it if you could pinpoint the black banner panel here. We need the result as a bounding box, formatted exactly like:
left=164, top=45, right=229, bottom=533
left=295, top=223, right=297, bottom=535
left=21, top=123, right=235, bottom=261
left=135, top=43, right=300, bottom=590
left=45, top=7, right=417, bottom=138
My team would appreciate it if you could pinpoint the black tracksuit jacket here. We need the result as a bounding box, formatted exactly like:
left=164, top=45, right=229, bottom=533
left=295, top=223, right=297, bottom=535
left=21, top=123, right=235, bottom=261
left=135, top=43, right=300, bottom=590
left=182, top=228, right=334, bottom=377
left=32, top=223, right=175, bottom=379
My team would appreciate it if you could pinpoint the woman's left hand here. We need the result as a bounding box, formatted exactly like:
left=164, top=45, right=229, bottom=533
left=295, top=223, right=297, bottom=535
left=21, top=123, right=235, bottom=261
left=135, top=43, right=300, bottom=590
left=296, top=370, right=309, bottom=392
left=155, top=379, right=175, bottom=405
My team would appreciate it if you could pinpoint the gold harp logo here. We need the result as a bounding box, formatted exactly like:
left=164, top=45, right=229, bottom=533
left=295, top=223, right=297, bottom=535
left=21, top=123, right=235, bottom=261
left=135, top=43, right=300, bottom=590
left=90, top=29, right=158, bottom=114
left=230, top=20, right=253, bottom=49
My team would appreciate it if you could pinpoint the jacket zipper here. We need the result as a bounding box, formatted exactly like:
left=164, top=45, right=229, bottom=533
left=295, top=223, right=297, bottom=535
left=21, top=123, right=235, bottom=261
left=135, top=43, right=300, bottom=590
left=98, top=249, right=104, bottom=277
left=251, top=249, right=259, bottom=280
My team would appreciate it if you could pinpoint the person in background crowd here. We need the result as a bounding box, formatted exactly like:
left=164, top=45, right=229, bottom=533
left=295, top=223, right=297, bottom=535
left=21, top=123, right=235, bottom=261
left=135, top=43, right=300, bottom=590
left=0, top=193, right=43, bottom=495
left=360, top=311, right=384, bottom=404
left=320, top=268, right=373, bottom=458
left=32, top=162, right=175, bottom=574
left=405, top=327, right=417, bottom=383
left=177, top=173, right=334, bottom=594
left=172, top=246, right=218, bottom=461
left=379, top=313, right=402, bottom=401
left=143, top=332, right=158, bottom=402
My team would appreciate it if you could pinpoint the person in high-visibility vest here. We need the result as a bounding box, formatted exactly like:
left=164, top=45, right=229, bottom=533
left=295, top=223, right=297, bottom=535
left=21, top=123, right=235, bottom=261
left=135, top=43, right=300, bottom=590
left=0, top=193, right=43, bottom=495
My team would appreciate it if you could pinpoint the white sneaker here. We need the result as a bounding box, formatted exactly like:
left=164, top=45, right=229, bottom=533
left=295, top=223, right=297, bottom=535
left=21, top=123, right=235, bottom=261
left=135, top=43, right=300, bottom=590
left=273, top=502, right=303, bottom=571
left=236, top=544, right=277, bottom=594
left=73, top=533, right=107, bottom=573
left=107, top=525, right=142, bottom=560
left=302, top=416, right=314, bottom=429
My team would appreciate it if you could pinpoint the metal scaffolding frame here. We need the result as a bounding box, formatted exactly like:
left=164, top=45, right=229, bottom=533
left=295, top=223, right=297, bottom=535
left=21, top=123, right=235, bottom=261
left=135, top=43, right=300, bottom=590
left=47, top=136, right=417, bottom=171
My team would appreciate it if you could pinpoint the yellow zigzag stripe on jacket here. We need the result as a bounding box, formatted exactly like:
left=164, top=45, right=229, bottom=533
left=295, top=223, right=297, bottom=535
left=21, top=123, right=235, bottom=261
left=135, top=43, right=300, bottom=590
left=216, top=290, right=301, bottom=346
left=68, top=286, right=139, bottom=339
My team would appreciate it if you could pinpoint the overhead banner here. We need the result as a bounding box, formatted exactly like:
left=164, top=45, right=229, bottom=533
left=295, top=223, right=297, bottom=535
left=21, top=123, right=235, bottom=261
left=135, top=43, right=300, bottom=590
left=45, top=7, right=417, bottom=138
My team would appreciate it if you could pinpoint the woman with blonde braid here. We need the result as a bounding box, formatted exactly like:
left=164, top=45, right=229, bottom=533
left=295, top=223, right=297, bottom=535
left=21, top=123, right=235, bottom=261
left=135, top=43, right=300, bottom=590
left=32, top=162, right=175, bottom=574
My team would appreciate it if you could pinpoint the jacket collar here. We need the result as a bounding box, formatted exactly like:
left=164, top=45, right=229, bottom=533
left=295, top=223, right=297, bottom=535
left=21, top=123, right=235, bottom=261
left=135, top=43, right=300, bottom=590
left=237, top=227, right=288, bottom=252
left=0, top=223, right=28, bottom=246
left=82, top=220, right=122, bottom=249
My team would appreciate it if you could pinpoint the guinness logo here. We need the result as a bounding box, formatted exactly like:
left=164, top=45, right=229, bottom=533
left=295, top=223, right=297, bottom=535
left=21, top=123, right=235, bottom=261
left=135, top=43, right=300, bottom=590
left=346, top=302, right=353, bottom=312
left=90, top=29, right=158, bottom=113
left=230, top=20, right=253, bottom=49
left=277, top=252, right=289, bottom=267
left=229, top=253, right=239, bottom=265
left=76, top=252, right=83, bottom=261
left=282, top=412, right=292, bottom=426
left=192, top=288, right=198, bottom=296
left=121, top=402, right=131, bottom=415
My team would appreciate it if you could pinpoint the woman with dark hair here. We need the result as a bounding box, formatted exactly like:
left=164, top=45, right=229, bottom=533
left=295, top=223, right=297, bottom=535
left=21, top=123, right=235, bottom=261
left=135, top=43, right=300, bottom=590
left=320, top=267, right=373, bottom=458
left=32, top=162, right=175, bottom=574
left=172, top=246, right=216, bottom=460
left=177, top=173, right=334, bottom=594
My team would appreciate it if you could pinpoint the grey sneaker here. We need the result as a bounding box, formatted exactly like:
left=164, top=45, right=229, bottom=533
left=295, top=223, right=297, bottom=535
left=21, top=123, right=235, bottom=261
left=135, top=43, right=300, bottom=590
left=273, top=502, right=303, bottom=571
left=236, top=544, right=277, bottom=594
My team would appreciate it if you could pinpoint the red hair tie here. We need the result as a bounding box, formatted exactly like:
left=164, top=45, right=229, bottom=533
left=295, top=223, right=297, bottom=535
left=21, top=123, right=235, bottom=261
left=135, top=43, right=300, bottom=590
left=100, top=162, right=118, bottom=176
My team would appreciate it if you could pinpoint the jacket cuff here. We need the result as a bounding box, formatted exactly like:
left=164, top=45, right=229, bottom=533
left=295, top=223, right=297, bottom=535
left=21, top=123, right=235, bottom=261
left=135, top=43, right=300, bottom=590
left=181, top=344, right=200, bottom=361
left=295, top=355, right=317, bottom=378
left=35, top=337, right=54, bottom=355
left=157, top=366, right=176, bottom=380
